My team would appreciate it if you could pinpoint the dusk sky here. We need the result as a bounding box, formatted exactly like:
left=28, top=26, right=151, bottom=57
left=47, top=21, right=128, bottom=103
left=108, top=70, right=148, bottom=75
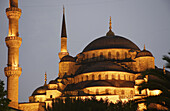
left=0, top=0, right=170, bottom=102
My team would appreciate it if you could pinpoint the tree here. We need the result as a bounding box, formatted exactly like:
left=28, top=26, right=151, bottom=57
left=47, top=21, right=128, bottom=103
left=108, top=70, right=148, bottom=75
left=0, top=80, right=10, bottom=111
left=137, top=52, right=170, bottom=110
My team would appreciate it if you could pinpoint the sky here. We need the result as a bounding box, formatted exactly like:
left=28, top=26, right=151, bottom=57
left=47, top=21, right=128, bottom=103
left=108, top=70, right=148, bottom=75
left=0, top=0, right=170, bottom=102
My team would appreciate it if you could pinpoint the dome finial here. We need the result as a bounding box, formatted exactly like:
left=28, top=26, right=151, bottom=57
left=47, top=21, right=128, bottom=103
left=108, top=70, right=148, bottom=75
left=109, top=16, right=112, bottom=30
left=144, top=44, right=146, bottom=50
left=44, top=72, right=47, bottom=86
left=106, top=16, right=114, bottom=36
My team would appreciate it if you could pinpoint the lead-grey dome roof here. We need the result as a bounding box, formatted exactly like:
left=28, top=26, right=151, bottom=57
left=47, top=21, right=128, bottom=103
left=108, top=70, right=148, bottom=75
left=83, top=35, right=140, bottom=52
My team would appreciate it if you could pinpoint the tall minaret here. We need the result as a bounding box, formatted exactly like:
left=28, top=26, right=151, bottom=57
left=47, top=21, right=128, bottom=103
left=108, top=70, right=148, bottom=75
left=58, top=6, right=69, bottom=60
left=4, top=0, right=22, bottom=109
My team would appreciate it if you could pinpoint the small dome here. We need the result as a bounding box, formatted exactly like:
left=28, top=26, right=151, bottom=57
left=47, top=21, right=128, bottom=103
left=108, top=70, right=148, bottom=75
left=83, top=35, right=140, bottom=52
left=136, top=49, right=153, bottom=58
left=60, top=55, right=75, bottom=62
left=32, top=85, right=48, bottom=96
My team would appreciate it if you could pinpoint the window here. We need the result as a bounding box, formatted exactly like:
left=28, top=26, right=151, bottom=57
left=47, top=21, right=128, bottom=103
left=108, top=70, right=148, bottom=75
left=105, top=75, right=108, bottom=80
left=121, top=90, right=125, bottom=95
left=125, top=52, right=127, bottom=58
left=130, top=90, right=133, bottom=94
left=98, top=75, right=101, bottom=80
left=108, top=52, right=111, bottom=59
left=100, top=52, right=103, bottom=57
left=50, top=95, right=53, bottom=98
left=116, top=52, right=120, bottom=59
left=118, top=74, right=120, bottom=80
left=96, top=89, right=99, bottom=95
left=124, top=75, right=126, bottom=80
left=86, top=75, right=88, bottom=81
left=114, top=90, right=116, bottom=94
left=82, top=76, right=84, bottom=81
left=106, top=89, right=109, bottom=94
left=112, top=75, right=114, bottom=80
left=92, top=75, right=94, bottom=80
left=92, top=53, right=95, bottom=58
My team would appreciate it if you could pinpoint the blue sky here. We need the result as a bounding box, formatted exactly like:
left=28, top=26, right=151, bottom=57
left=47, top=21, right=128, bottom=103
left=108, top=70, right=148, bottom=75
left=0, top=0, right=170, bottom=102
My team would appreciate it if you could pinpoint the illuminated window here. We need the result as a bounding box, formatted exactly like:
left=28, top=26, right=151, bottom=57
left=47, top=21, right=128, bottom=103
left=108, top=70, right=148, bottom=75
left=98, top=75, right=101, bottom=80
left=114, top=90, right=116, bottom=94
left=96, top=89, right=99, bottom=94
left=112, top=75, right=114, bottom=80
left=116, top=52, right=119, bottom=59
left=86, top=54, right=88, bottom=59
left=105, top=75, right=108, bottom=80
left=121, top=90, right=125, bottom=95
left=92, top=53, right=95, bottom=58
left=106, top=89, right=109, bottom=94
left=124, top=75, right=126, bottom=80
left=130, top=90, right=133, bottom=94
left=118, top=74, right=120, bottom=80
left=108, top=52, right=111, bottom=59
left=92, top=75, right=94, bottom=80
left=125, top=52, right=127, bottom=58
left=100, top=52, right=103, bottom=58
left=86, top=75, right=88, bottom=81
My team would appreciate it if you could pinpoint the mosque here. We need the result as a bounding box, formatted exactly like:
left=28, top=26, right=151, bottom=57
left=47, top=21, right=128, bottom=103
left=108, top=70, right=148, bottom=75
left=4, top=0, right=163, bottom=111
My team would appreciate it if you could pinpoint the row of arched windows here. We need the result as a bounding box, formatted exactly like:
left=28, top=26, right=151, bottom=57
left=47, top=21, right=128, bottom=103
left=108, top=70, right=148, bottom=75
left=87, top=89, right=133, bottom=95
left=73, top=74, right=135, bottom=84
left=85, top=52, right=128, bottom=60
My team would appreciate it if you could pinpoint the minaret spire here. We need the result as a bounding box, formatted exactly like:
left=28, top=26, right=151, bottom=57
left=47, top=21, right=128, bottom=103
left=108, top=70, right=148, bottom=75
left=58, top=6, right=69, bottom=60
left=106, top=16, right=115, bottom=36
left=61, top=5, right=67, bottom=38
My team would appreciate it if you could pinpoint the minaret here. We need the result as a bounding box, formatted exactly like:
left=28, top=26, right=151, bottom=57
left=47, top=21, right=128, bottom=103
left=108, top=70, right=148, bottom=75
left=4, top=0, right=22, bottom=109
left=58, top=6, right=69, bottom=60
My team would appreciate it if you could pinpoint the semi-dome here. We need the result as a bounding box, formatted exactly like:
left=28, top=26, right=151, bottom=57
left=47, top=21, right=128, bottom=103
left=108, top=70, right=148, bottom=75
left=136, top=49, right=153, bottom=58
left=32, top=85, right=48, bottom=96
left=83, top=35, right=140, bottom=52
left=60, top=55, right=75, bottom=62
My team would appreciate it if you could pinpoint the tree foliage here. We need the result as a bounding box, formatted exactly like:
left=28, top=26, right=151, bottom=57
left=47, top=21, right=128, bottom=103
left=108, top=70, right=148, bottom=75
left=137, top=52, right=170, bottom=110
left=0, top=80, right=10, bottom=111
left=45, top=97, right=138, bottom=111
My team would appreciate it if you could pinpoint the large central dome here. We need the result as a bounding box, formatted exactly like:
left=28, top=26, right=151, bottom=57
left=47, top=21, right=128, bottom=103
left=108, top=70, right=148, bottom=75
left=83, top=35, right=140, bottom=52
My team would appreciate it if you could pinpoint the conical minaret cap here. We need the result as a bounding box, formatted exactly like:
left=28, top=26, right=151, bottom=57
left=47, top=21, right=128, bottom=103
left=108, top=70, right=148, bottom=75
left=61, top=6, right=67, bottom=38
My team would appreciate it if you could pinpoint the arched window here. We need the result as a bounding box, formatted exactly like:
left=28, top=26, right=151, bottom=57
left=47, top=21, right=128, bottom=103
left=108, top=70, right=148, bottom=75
left=108, top=52, right=111, bottom=59
left=116, top=52, right=120, bottom=59
left=130, top=90, right=133, bottom=94
left=100, top=52, right=103, bottom=57
left=112, top=75, right=114, bottom=80
left=96, top=89, right=99, bottom=95
left=98, top=75, right=101, bottom=80
left=114, top=90, right=116, bottom=94
left=86, top=54, right=88, bottom=59
left=105, top=75, right=108, bottom=80
left=82, top=76, right=84, bottom=81
left=86, top=75, right=88, bottom=81
left=106, top=89, right=109, bottom=94
left=118, top=74, right=120, bottom=80
left=121, top=90, right=125, bottom=95
left=92, top=53, right=95, bottom=58
left=124, top=75, right=126, bottom=80
left=92, top=75, right=94, bottom=80
left=125, top=52, right=127, bottom=58
left=50, top=95, right=53, bottom=98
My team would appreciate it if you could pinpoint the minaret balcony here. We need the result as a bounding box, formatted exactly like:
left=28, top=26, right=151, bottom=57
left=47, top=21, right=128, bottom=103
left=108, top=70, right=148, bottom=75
left=6, top=7, right=21, bottom=19
left=5, top=36, right=22, bottom=48
left=4, top=66, right=22, bottom=77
